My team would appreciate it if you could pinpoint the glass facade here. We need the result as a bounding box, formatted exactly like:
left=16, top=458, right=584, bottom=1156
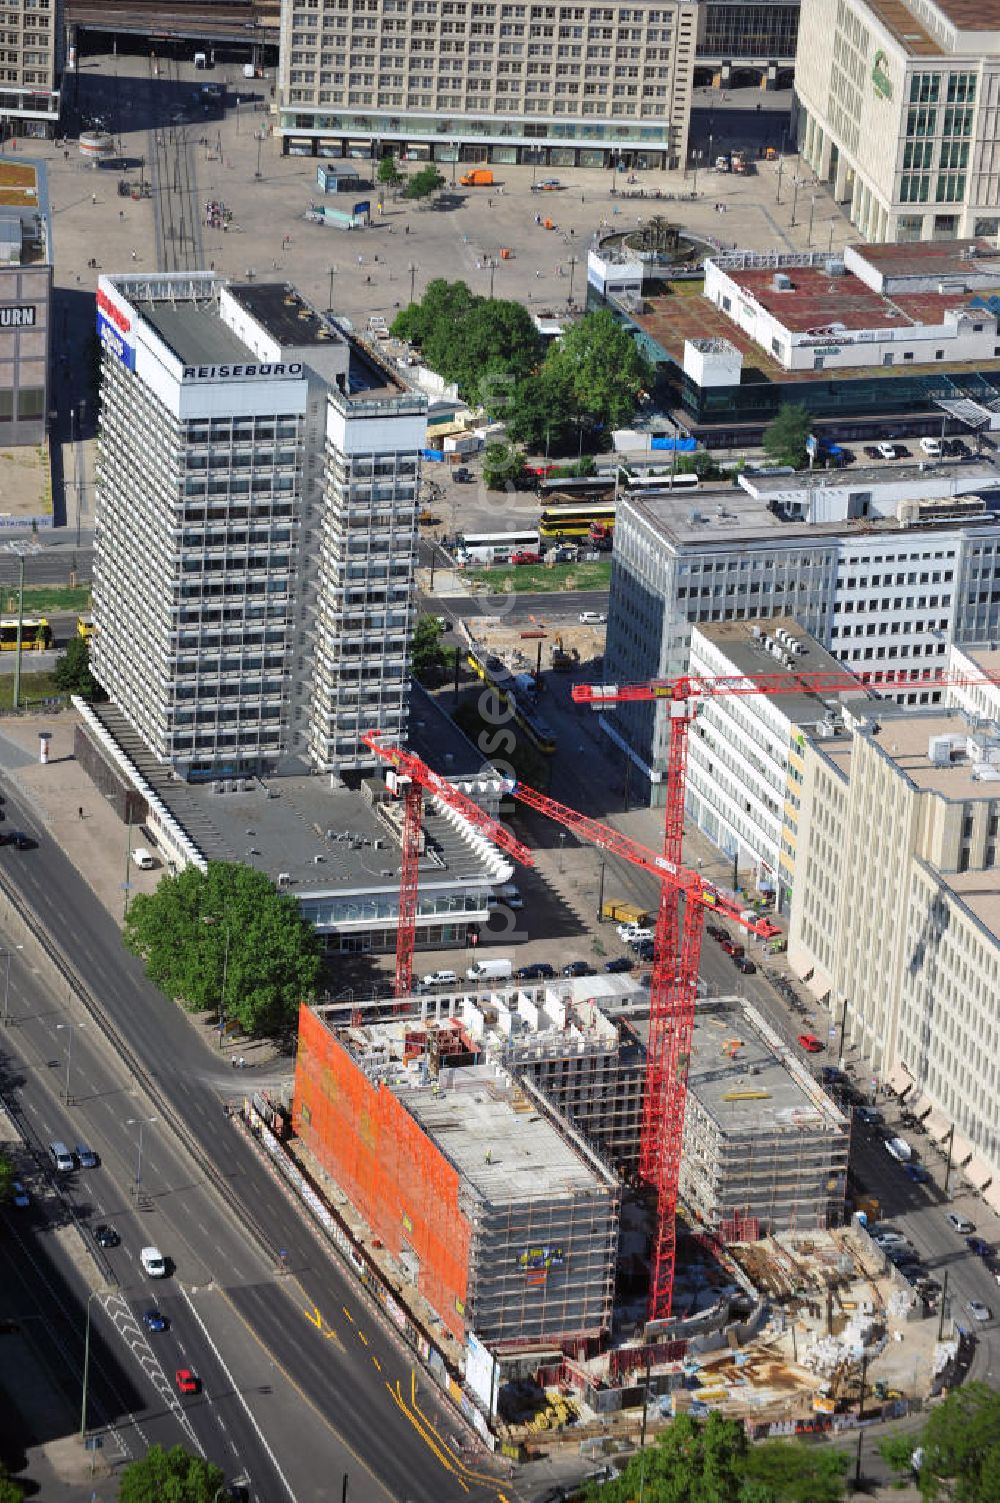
left=699, top=2, right=799, bottom=60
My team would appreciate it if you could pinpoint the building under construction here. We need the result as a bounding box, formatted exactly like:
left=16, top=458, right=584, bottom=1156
left=294, top=1000, right=621, bottom=1351
left=676, top=999, right=850, bottom=1237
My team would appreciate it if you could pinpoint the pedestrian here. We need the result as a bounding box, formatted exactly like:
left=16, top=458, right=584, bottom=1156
left=404, top=224, right=410, bottom=235
left=487, top=197, right=492, bottom=207
left=366, top=274, right=371, bottom=283
left=534, top=213, right=541, bottom=225
left=119, top=209, right=124, bottom=220
left=357, top=253, right=363, bottom=266
left=91, top=192, right=96, bottom=205
left=131, top=248, right=137, bottom=260
left=63, top=148, right=68, bottom=162
left=78, top=806, right=84, bottom=820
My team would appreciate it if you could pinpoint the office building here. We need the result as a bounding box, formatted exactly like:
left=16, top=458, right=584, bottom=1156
left=0, top=157, right=50, bottom=445
left=787, top=703, right=1000, bottom=1205
left=92, top=272, right=426, bottom=783
left=695, top=1, right=798, bottom=92
left=294, top=999, right=621, bottom=1350
left=795, top=0, right=1000, bottom=243
left=686, top=618, right=869, bottom=910
left=602, top=464, right=1000, bottom=802
left=0, top=0, right=60, bottom=136
left=946, top=640, right=1000, bottom=720
left=277, top=0, right=696, bottom=169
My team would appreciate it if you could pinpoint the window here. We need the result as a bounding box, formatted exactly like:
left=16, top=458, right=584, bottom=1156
left=906, top=106, right=937, bottom=136
left=909, top=72, right=940, bottom=103
left=901, top=173, right=930, bottom=202
left=903, top=139, right=932, bottom=170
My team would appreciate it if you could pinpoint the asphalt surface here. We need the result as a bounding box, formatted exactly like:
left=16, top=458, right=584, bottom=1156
left=0, top=778, right=511, bottom=1503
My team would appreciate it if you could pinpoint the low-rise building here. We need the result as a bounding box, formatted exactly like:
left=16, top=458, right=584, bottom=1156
left=788, top=702, right=1000, bottom=1204
left=946, top=641, right=1000, bottom=720
left=686, top=618, right=870, bottom=910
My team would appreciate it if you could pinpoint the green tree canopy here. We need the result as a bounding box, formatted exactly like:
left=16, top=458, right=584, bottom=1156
left=123, top=861, right=321, bottom=1039
left=403, top=165, right=445, bottom=200
left=762, top=404, right=813, bottom=469
left=0, top=1465, right=22, bottom=1503
left=0, top=1147, right=14, bottom=1205
left=411, top=614, right=450, bottom=685
left=118, top=1445, right=228, bottom=1503
left=585, top=1413, right=847, bottom=1503
left=376, top=154, right=403, bottom=186
left=915, top=1381, right=1000, bottom=1502
left=482, top=440, right=526, bottom=491
left=541, top=308, right=654, bottom=433
left=53, top=634, right=103, bottom=700
left=392, top=279, right=543, bottom=404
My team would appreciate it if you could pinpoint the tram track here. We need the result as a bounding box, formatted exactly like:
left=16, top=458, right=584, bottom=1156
left=147, top=53, right=205, bottom=273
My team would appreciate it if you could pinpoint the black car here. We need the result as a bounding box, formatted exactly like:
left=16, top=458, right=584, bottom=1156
left=707, top=924, right=728, bottom=943
left=94, top=1223, right=120, bottom=1248
left=604, top=957, right=634, bottom=973
left=562, top=960, right=592, bottom=977
left=10, top=832, right=35, bottom=851
left=633, top=939, right=656, bottom=960
left=893, top=443, right=912, bottom=458
left=863, top=444, right=881, bottom=460
left=516, top=962, right=556, bottom=981
left=735, top=956, right=756, bottom=974
left=943, top=438, right=969, bottom=458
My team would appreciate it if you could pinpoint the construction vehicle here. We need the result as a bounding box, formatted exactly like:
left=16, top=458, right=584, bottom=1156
left=460, top=168, right=494, bottom=186
left=731, top=149, right=748, bottom=175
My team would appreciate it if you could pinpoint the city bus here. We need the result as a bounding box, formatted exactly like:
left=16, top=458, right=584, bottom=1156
left=619, top=470, right=700, bottom=492
left=466, top=644, right=557, bottom=756
left=0, top=617, right=51, bottom=651
left=537, top=475, right=616, bottom=500
left=454, top=529, right=539, bottom=565
left=77, top=613, right=94, bottom=640
left=538, top=503, right=617, bottom=541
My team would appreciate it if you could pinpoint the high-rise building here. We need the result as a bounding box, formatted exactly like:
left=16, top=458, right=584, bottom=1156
left=0, top=156, right=51, bottom=445
left=795, top=0, right=1000, bottom=243
left=277, top=0, right=696, bottom=169
left=602, top=464, right=1000, bottom=803
left=92, top=272, right=426, bottom=783
left=0, top=0, right=61, bottom=137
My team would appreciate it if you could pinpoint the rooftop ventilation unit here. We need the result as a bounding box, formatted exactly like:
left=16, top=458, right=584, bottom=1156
left=772, top=272, right=793, bottom=291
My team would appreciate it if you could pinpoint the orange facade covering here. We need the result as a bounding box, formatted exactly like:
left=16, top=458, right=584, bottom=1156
left=294, top=1005, right=471, bottom=1343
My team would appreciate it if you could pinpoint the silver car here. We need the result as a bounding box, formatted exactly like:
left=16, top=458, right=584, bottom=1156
left=967, top=1299, right=991, bottom=1323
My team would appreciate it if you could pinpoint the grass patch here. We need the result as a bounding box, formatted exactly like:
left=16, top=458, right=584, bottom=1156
left=0, top=586, right=91, bottom=616
left=0, top=669, right=66, bottom=712
left=466, top=561, right=612, bottom=594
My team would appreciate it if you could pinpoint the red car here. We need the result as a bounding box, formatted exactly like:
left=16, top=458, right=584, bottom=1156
left=175, top=1368, right=200, bottom=1395
left=720, top=939, right=745, bottom=959
left=511, top=550, right=541, bottom=565
left=798, top=1033, right=824, bottom=1053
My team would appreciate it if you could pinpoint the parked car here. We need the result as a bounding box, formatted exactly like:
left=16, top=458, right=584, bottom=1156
left=616, top=922, right=650, bottom=942
left=904, top=1163, right=931, bottom=1183
left=416, top=970, right=458, bottom=990
left=735, top=956, right=756, bottom=974
left=947, top=1212, right=976, bottom=1234
left=11, top=1179, right=29, bottom=1209
left=604, top=957, right=634, bottom=973
left=720, top=939, right=745, bottom=958
left=877, top=442, right=897, bottom=460
left=94, top=1223, right=119, bottom=1248
left=634, top=940, right=656, bottom=961
left=967, top=1299, right=992, bottom=1324
left=175, top=1368, right=200, bottom=1394
left=453, top=466, right=473, bottom=483
left=855, top=1105, right=882, bottom=1124
left=798, top=1033, right=824, bottom=1052
left=10, top=831, right=35, bottom=851
left=143, top=1309, right=169, bottom=1333
left=75, top=1144, right=99, bottom=1170
left=863, top=445, right=882, bottom=460
left=578, top=611, right=607, bottom=625
left=511, top=550, right=541, bottom=565
left=706, top=924, right=728, bottom=943
left=943, top=438, right=969, bottom=457
left=894, top=443, right=912, bottom=458
left=919, top=436, right=942, bottom=458
left=562, top=960, right=592, bottom=977
left=967, top=1236, right=991, bottom=1257
left=516, top=962, right=556, bottom=980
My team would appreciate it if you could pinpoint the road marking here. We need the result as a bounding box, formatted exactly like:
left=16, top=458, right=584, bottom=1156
left=342, top=1305, right=354, bottom=1323
left=357, top=1330, right=368, bottom=1347
left=304, top=1304, right=322, bottom=1329
left=409, top=1371, right=509, bottom=1493
left=372, top=1356, right=382, bottom=1373
left=385, top=1381, right=469, bottom=1493
left=179, top=1284, right=298, bottom=1503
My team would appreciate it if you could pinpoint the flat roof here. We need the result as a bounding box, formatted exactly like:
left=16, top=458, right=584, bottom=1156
left=634, top=280, right=1000, bottom=386
left=745, top=460, right=999, bottom=495
left=640, top=999, right=848, bottom=1135
left=0, top=159, right=40, bottom=209
left=621, top=483, right=1000, bottom=548
left=229, top=282, right=344, bottom=350
left=853, top=239, right=1000, bottom=278
left=693, top=618, right=870, bottom=725
left=397, top=1069, right=616, bottom=1202
left=932, top=0, right=1000, bottom=29
left=863, top=0, right=942, bottom=54
left=868, top=707, right=1000, bottom=802
left=139, top=297, right=253, bottom=369
left=954, top=644, right=1000, bottom=676
left=727, top=263, right=997, bottom=334
left=939, top=864, right=1000, bottom=938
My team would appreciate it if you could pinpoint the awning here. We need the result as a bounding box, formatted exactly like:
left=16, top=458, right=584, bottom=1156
left=887, top=1063, right=914, bottom=1097
left=951, top=1132, right=975, bottom=1169
left=924, top=1108, right=951, bottom=1143
left=984, top=1179, right=1000, bottom=1217
left=964, top=1153, right=994, bottom=1192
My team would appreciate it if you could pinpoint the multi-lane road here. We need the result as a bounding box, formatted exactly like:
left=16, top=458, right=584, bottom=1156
left=0, top=777, right=512, bottom=1503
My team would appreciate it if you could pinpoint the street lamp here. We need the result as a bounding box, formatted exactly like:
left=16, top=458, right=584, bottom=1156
left=327, top=264, right=338, bottom=312
left=56, top=1020, right=84, bottom=1105
left=407, top=261, right=417, bottom=303
left=567, top=254, right=579, bottom=305
left=81, top=1286, right=114, bottom=1440
left=790, top=175, right=801, bottom=228
left=126, top=1115, right=157, bottom=1196
left=1, top=945, right=21, bottom=1026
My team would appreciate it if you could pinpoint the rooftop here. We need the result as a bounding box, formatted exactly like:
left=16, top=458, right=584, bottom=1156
left=727, top=263, right=998, bottom=335
left=139, top=296, right=252, bottom=370
left=396, top=1067, right=617, bottom=1203
left=931, top=0, right=1000, bottom=30
left=640, top=999, right=849, bottom=1135
left=853, top=239, right=1000, bottom=279
left=864, top=0, right=942, bottom=54
left=229, top=282, right=345, bottom=350
left=0, top=159, right=40, bottom=210
left=867, top=707, right=1000, bottom=803
left=692, top=618, right=871, bottom=726
left=743, top=460, right=999, bottom=498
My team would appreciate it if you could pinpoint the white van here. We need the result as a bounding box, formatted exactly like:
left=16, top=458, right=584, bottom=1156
left=919, top=436, right=942, bottom=458
left=466, top=958, right=514, bottom=982
left=140, top=1246, right=167, bottom=1278
left=131, top=848, right=155, bottom=870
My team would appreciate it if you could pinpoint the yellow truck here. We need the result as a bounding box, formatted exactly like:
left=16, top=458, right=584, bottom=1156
left=602, top=900, right=650, bottom=926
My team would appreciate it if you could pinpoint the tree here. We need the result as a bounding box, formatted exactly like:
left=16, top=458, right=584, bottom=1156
left=391, top=280, right=543, bottom=402
left=915, top=1382, right=1000, bottom=1502
left=505, top=366, right=575, bottom=452
left=411, top=614, right=449, bottom=685
left=0, top=1148, right=14, bottom=1205
left=376, top=154, right=403, bottom=187
left=123, top=861, right=322, bottom=1039
left=482, top=440, right=526, bottom=491
left=53, top=634, right=103, bottom=700
left=541, top=309, right=654, bottom=434
left=118, top=1445, right=228, bottom=1503
left=740, top=1439, right=848, bottom=1503
left=0, top=1466, right=22, bottom=1503
left=403, top=165, right=445, bottom=200
left=762, top=404, right=813, bottom=469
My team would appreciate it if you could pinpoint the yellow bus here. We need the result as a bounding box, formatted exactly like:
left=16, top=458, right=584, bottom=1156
left=77, top=613, right=94, bottom=641
left=0, top=617, right=51, bottom=651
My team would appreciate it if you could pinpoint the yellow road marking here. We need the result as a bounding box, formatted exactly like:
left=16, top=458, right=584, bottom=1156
left=408, top=1370, right=512, bottom=1493
left=386, top=1381, right=470, bottom=1492
left=304, top=1304, right=323, bottom=1329
left=358, top=1330, right=369, bottom=1347
left=342, top=1305, right=354, bottom=1323
left=301, top=1303, right=342, bottom=1350
left=372, top=1355, right=382, bottom=1373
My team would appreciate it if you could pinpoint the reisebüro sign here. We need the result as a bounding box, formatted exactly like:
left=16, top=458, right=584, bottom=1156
left=182, top=362, right=304, bottom=381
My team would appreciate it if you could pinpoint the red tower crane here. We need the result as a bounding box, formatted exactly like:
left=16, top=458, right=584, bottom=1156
left=571, top=661, right=1000, bottom=1319
left=361, top=732, right=535, bottom=996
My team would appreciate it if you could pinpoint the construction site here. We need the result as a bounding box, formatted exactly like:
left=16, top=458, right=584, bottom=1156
left=285, top=979, right=953, bottom=1453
